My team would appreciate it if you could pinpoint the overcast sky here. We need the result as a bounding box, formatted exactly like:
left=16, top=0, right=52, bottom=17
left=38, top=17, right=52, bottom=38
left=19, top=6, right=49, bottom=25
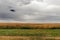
left=0, top=0, right=60, bottom=23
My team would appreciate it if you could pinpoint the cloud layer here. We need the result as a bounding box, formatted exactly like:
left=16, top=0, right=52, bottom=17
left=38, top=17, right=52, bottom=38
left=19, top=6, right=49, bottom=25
left=0, top=0, right=60, bottom=23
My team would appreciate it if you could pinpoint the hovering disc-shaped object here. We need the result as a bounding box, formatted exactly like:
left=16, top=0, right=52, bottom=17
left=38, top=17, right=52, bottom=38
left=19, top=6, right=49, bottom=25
left=10, top=9, right=15, bottom=12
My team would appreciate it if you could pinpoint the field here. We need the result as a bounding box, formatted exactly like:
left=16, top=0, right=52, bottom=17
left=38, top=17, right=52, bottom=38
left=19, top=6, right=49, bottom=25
left=0, top=29, right=59, bottom=36
left=0, top=36, right=60, bottom=40
left=0, top=23, right=60, bottom=40
left=0, top=29, right=59, bottom=40
left=0, top=23, right=60, bottom=29
left=0, top=29, right=60, bottom=40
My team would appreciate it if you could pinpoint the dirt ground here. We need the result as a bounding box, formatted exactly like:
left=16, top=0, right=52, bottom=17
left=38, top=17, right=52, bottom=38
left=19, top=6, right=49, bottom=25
left=0, top=36, right=60, bottom=40
left=0, top=36, right=30, bottom=40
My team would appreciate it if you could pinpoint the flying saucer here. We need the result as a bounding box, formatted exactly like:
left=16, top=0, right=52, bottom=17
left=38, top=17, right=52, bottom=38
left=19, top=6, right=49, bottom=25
left=10, top=9, right=15, bottom=12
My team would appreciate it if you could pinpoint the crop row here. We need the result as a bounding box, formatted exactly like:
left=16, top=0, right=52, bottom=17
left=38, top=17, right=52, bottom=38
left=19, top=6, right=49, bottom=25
left=0, top=25, right=60, bottom=29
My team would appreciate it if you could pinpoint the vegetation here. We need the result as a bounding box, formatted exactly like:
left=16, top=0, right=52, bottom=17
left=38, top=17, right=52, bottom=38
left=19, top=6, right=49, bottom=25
left=0, top=23, right=60, bottom=40
left=0, top=26, right=60, bottom=29
left=0, top=23, right=60, bottom=29
left=0, top=29, right=59, bottom=36
left=0, top=36, right=56, bottom=40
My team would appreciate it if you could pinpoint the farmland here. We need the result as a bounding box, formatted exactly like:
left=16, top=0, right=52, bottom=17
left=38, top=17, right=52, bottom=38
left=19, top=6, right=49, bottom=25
left=0, top=29, right=59, bottom=36
left=0, top=36, right=60, bottom=40
left=0, top=23, right=60, bottom=40
left=0, top=29, right=60, bottom=40
left=0, top=23, right=60, bottom=29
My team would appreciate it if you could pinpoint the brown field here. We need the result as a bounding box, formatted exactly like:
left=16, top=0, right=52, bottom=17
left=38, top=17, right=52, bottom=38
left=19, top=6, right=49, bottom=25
left=0, top=36, right=30, bottom=40
left=0, top=36, right=60, bottom=40
left=0, top=23, right=60, bottom=28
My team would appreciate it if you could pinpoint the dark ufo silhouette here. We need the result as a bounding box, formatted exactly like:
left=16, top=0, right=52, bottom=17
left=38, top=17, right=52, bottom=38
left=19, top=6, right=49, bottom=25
left=10, top=9, right=15, bottom=12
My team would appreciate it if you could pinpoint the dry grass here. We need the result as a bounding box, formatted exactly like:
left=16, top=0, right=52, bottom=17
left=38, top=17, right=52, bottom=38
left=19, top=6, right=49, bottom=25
left=0, top=36, right=42, bottom=40
left=0, top=36, right=60, bottom=40
left=0, top=23, right=60, bottom=28
left=0, top=36, right=30, bottom=40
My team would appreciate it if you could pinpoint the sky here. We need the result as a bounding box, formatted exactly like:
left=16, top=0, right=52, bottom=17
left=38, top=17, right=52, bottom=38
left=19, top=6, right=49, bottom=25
left=0, top=0, right=60, bottom=23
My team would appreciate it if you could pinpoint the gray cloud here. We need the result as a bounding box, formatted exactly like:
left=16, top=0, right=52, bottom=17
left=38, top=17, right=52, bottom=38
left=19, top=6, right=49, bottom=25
left=0, top=0, right=60, bottom=23
left=46, top=0, right=60, bottom=5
